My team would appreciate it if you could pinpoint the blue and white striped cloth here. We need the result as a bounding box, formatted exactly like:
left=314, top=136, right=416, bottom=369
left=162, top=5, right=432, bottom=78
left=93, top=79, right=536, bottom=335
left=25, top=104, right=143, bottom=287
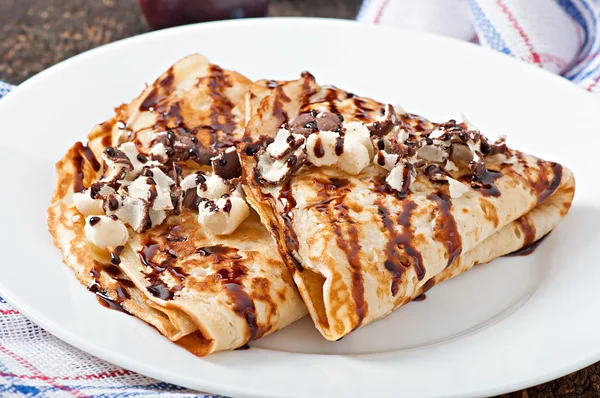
left=358, top=0, right=600, bottom=92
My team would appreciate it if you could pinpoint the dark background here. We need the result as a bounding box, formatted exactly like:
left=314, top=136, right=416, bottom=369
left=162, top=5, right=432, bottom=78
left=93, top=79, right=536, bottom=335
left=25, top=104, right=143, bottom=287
left=0, top=1, right=598, bottom=396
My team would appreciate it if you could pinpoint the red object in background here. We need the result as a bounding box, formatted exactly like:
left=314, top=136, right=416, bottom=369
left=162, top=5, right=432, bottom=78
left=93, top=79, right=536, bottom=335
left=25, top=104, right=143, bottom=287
left=139, top=0, right=270, bottom=30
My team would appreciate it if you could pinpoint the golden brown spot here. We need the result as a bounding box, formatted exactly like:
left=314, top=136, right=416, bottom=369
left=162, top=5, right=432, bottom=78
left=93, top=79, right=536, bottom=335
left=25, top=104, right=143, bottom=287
left=478, top=198, right=499, bottom=228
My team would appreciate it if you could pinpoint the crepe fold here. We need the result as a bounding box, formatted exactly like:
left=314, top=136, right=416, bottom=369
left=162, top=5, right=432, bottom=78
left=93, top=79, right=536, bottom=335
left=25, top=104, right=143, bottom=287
left=240, top=74, right=575, bottom=341
left=48, top=55, right=306, bottom=355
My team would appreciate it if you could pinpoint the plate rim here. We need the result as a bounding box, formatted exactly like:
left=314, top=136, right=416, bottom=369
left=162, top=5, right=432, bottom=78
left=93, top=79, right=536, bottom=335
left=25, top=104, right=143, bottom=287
left=0, top=17, right=599, bottom=398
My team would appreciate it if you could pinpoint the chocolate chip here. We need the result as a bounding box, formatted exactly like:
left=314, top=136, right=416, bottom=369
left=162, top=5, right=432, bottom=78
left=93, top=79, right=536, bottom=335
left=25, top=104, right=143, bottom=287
left=244, top=143, right=260, bottom=156
left=167, top=131, right=176, bottom=143
left=137, top=154, right=148, bottom=163
left=107, top=196, right=119, bottom=211
left=109, top=214, right=119, bottom=221
left=470, top=161, right=486, bottom=176
left=196, top=174, right=206, bottom=184
left=335, top=137, right=345, bottom=156
left=89, top=183, right=101, bottom=199
left=287, top=155, right=297, bottom=167
left=223, top=199, right=232, bottom=213
left=89, top=216, right=101, bottom=226
left=146, top=177, right=157, bottom=185
left=142, top=168, right=154, bottom=177
left=309, top=109, right=318, bottom=117
left=316, top=112, right=342, bottom=132
left=305, top=120, right=317, bottom=130
left=289, top=113, right=317, bottom=136
left=105, top=147, right=116, bottom=157
left=191, top=137, right=198, bottom=144
left=337, top=114, right=344, bottom=122
left=212, top=148, right=241, bottom=180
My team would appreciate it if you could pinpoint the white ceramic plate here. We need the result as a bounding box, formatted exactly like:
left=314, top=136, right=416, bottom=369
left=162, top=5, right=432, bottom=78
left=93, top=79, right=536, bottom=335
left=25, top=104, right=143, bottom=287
left=0, top=18, right=599, bottom=398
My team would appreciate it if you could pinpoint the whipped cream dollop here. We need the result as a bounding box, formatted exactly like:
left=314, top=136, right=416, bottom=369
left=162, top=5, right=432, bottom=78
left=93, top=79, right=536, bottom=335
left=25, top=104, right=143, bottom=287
left=253, top=109, right=508, bottom=200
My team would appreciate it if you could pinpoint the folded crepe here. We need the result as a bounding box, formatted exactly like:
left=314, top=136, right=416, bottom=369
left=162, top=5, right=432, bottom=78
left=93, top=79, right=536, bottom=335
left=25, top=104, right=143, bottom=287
left=240, top=73, right=575, bottom=341
left=48, top=54, right=306, bottom=355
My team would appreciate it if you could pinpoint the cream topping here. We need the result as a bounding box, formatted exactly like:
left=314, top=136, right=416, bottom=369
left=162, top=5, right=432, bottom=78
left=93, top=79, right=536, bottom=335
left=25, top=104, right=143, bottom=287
left=84, top=215, right=129, bottom=250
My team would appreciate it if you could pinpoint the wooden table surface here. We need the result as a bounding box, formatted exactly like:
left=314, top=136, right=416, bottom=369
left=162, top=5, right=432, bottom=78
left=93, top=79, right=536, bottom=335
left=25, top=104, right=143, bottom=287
left=0, top=1, right=597, bottom=397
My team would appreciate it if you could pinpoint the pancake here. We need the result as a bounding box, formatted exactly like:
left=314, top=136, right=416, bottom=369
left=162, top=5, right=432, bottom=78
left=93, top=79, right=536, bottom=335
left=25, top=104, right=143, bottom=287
left=48, top=55, right=306, bottom=355
left=240, top=73, right=575, bottom=341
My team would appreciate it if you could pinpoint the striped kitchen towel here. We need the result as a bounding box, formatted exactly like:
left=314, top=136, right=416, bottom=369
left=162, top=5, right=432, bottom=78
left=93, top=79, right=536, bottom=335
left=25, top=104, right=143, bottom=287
left=358, top=0, right=600, bottom=93
left=0, top=84, right=210, bottom=397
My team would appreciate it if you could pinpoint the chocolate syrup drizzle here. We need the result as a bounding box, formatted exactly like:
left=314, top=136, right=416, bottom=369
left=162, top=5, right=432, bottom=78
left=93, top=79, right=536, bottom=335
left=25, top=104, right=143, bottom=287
left=313, top=178, right=367, bottom=327
left=427, top=192, right=463, bottom=268
left=377, top=200, right=424, bottom=296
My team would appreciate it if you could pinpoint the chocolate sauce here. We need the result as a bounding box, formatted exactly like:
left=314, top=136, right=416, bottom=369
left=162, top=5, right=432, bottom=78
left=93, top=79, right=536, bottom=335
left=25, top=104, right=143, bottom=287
left=72, top=142, right=87, bottom=193
left=377, top=201, right=425, bottom=295
left=278, top=181, right=300, bottom=253
left=88, top=265, right=129, bottom=313
left=427, top=192, right=462, bottom=268
left=288, top=253, right=304, bottom=271
left=147, top=283, right=174, bottom=300
left=224, top=283, right=259, bottom=341
left=331, top=204, right=367, bottom=328
left=139, top=87, right=160, bottom=111
left=115, top=283, right=130, bottom=300
left=313, top=137, right=325, bottom=158
left=312, top=177, right=366, bottom=326
left=118, top=279, right=136, bottom=288
left=168, top=266, right=187, bottom=281
left=504, top=233, right=549, bottom=256
left=110, top=251, right=121, bottom=265
left=215, top=262, right=259, bottom=342
left=310, top=178, right=352, bottom=212
left=413, top=294, right=426, bottom=301
left=335, top=137, right=344, bottom=156
left=102, top=264, right=121, bottom=277
left=147, top=184, right=158, bottom=205
left=537, top=162, right=563, bottom=205
left=107, top=196, right=119, bottom=211
left=159, top=68, right=175, bottom=89
left=235, top=344, right=251, bottom=350
left=82, top=146, right=101, bottom=172
left=138, top=242, right=166, bottom=272
left=329, top=178, right=350, bottom=188
left=196, top=245, right=242, bottom=260
left=471, top=169, right=502, bottom=197
left=272, top=89, right=289, bottom=128
left=514, top=216, right=537, bottom=248
left=206, top=65, right=237, bottom=142
left=95, top=291, right=128, bottom=313
left=421, top=278, right=435, bottom=294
